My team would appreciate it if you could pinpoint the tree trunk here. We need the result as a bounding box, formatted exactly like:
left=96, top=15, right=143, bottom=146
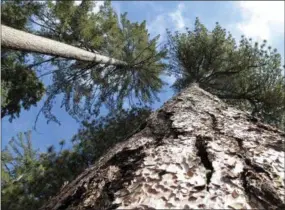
left=41, top=84, right=285, bottom=210
left=1, top=25, right=127, bottom=66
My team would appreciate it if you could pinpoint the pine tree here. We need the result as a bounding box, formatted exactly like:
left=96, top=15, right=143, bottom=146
left=166, top=17, right=285, bottom=130
left=1, top=131, right=43, bottom=209
left=1, top=0, right=45, bottom=120
left=1, top=0, right=167, bottom=124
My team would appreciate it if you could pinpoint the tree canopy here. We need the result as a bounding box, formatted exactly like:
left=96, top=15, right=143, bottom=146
left=1, top=49, right=45, bottom=120
left=1, top=0, right=166, bottom=123
left=1, top=0, right=45, bottom=120
left=166, top=17, right=285, bottom=129
left=2, top=2, right=285, bottom=209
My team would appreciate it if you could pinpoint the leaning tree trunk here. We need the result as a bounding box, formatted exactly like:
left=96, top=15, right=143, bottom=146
left=1, top=25, right=127, bottom=66
left=41, top=84, right=285, bottom=210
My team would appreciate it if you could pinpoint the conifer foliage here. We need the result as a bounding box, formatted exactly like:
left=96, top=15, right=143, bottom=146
left=1, top=108, right=151, bottom=210
left=166, top=18, right=285, bottom=129
left=1, top=1, right=285, bottom=209
left=1, top=0, right=166, bottom=123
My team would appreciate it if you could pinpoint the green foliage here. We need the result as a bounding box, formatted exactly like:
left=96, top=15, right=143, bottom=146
left=166, top=17, right=285, bottom=129
left=1, top=0, right=43, bottom=30
left=1, top=0, right=167, bottom=124
left=72, top=107, right=152, bottom=165
left=1, top=131, right=86, bottom=210
left=1, top=131, right=43, bottom=210
left=1, top=80, right=10, bottom=109
left=1, top=50, right=45, bottom=121
left=1, top=107, right=151, bottom=209
left=36, top=1, right=166, bottom=123
left=1, top=1, right=45, bottom=120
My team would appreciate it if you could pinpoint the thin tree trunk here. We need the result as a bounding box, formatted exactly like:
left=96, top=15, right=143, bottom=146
left=41, top=84, right=285, bottom=210
left=1, top=25, right=127, bottom=66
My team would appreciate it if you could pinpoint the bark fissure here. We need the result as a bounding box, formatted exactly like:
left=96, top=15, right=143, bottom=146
left=150, top=109, right=179, bottom=139
left=93, top=146, right=146, bottom=209
left=50, top=146, right=146, bottom=210
left=244, top=158, right=272, bottom=178
left=206, top=111, right=218, bottom=131
left=195, top=135, right=214, bottom=191
left=241, top=168, right=284, bottom=210
left=237, top=137, right=283, bottom=209
left=266, top=140, right=285, bottom=152
left=41, top=84, right=285, bottom=210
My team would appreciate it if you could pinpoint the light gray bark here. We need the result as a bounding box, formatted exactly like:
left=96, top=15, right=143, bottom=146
left=41, top=84, right=285, bottom=210
left=1, top=25, right=127, bottom=66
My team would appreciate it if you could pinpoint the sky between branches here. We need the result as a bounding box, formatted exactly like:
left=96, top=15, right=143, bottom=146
left=2, top=1, right=284, bottom=152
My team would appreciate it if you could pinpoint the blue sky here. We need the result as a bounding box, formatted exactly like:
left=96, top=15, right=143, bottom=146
left=2, top=1, right=284, bottom=152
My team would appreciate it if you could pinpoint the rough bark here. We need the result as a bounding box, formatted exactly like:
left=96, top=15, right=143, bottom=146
left=41, top=84, right=285, bottom=210
left=1, top=25, right=127, bottom=66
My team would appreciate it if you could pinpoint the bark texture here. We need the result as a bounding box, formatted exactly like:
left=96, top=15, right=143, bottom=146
left=41, top=84, right=285, bottom=210
left=1, top=25, right=127, bottom=66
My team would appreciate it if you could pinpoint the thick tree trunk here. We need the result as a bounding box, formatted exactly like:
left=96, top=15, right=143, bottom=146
left=41, top=84, right=285, bottom=210
left=1, top=25, right=127, bottom=66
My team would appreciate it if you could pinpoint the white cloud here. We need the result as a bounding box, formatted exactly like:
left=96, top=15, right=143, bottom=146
left=147, top=3, right=188, bottom=42
left=236, top=1, right=284, bottom=42
left=169, top=3, right=186, bottom=30
left=147, top=15, right=167, bottom=40
left=146, top=3, right=189, bottom=85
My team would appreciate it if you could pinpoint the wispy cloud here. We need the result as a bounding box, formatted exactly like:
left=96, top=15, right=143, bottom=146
left=146, top=3, right=189, bottom=85
left=169, top=3, right=186, bottom=30
left=147, top=3, right=189, bottom=42
left=236, top=1, right=284, bottom=42
left=147, top=15, right=168, bottom=40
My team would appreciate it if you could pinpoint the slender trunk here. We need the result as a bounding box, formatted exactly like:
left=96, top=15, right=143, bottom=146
left=1, top=25, right=127, bottom=66
left=41, top=84, right=285, bottom=210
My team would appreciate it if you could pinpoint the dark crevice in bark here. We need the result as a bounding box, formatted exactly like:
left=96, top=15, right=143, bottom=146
left=244, top=158, right=272, bottom=178
left=106, top=203, right=120, bottom=210
left=206, top=111, right=218, bottom=131
left=43, top=108, right=176, bottom=209
left=158, top=110, right=178, bottom=139
left=94, top=146, right=146, bottom=209
left=46, top=146, right=146, bottom=210
left=266, top=140, right=285, bottom=152
left=235, top=137, right=244, bottom=150
left=150, top=109, right=180, bottom=139
left=195, top=135, right=214, bottom=191
left=241, top=169, right=284, bottom=210
left=241, top=168, right=250, bottom=199
left=41, top=85, right=285, bottom=210
left=246, top=115, right=285, bottom=137
left=239, top=139, right=284, bottom=210
left=54, top=185, right=86, bottom=210
left=241, top=169, right=266, bottom=209
left=234, top=135, right=272, bottom=179
left=256, top=122, right=280, bottom=134
left=247, top=115, right=260, bottom=123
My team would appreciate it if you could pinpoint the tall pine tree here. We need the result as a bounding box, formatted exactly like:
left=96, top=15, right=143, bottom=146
left=166, top=17, right=285, bottom=129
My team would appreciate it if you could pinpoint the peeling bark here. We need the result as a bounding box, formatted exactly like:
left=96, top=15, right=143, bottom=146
left=41, top=84, right=285, bottom=210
